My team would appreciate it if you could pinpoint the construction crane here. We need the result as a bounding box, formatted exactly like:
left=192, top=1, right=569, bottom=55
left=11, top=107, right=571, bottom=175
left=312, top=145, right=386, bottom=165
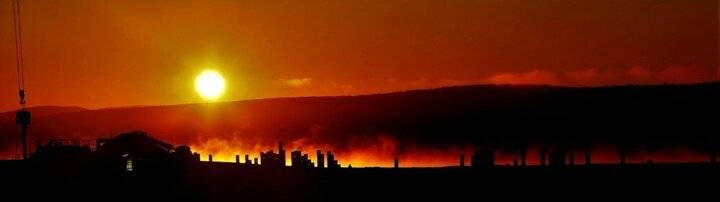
left=12, top=0, right=30, bottom=160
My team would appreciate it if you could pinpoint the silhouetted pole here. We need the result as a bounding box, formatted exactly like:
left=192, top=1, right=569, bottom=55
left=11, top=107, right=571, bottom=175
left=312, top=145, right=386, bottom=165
left=208, top=154, right=213, bottom=162
left=585, top=149, right=592, bottom=166
left=245, top=154, right=251, bottom=164
left=459, top=154, right=465, bottom=167
left=253, top=158, right=258, bottom=165
left=549, top=149, right=567, bottom=167
left=394, top=157, right=399, bottom=168
left=235, top=155, right=240, bottom=164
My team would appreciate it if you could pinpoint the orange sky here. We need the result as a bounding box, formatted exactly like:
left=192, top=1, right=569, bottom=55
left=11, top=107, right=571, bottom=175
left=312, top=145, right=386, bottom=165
left=0, top=0, right=717, bottom=112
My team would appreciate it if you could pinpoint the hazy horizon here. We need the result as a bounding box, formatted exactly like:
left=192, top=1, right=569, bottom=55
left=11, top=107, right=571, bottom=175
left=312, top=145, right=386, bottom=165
left=4, top=81, right=720, bottom=112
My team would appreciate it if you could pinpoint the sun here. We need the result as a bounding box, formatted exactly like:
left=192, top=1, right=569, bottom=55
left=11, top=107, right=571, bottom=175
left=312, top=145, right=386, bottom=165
left=195, top=70, right=226, bottom=101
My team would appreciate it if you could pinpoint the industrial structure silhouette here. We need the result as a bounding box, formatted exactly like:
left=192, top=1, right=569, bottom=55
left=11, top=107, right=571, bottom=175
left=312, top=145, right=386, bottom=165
left=2, top=130, right=718, bottom=201
left=19, top=130, right=720, bottom=170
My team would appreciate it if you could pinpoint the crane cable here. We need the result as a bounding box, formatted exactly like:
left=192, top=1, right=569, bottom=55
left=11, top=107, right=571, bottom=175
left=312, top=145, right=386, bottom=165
left=13, top=0, right=25, bottom=106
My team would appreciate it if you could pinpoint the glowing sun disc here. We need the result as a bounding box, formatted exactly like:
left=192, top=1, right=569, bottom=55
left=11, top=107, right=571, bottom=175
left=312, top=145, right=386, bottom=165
left=195, top=70, right=226, bottom=100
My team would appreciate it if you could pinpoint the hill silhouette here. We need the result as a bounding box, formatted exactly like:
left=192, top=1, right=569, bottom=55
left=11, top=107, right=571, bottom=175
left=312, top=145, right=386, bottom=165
left=1, top=83, right=718, bottom=164
left=0, top=106, right=86, bottom=120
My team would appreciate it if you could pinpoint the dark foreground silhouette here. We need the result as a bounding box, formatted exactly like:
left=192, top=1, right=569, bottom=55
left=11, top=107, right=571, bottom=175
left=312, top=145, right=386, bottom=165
left=1, top=160, right=718, bottom=201
left=1, top=131, right=718, bottom=201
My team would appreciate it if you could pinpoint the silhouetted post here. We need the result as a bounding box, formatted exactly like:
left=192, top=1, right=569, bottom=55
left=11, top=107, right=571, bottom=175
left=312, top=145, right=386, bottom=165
left=539, top=147, right=546, bottom=167
left=549, top=149, right=566, bottom=167
left=193, top=152, right=201, bottom=161
left=585, top=150, right=592, bottom=166
left=459, top=154, right=465, bottom=167
left=245, top=154, right=251, bottom=164
left=208, top=154, right=213, bottom=162
left=394, top=157, right=399, bottom=168
left=253, top=158, right=258, bottom=165
left=235, top=155, right=240, bottom=164
left=520, top=147, right=527, bottom=167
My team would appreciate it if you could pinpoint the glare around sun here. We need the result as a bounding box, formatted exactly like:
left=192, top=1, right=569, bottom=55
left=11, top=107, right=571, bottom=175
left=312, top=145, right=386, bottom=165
left=195, top=70, right=226, bottom=101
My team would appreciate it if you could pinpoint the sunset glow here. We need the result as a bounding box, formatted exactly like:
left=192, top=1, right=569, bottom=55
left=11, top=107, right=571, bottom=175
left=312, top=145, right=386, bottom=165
left=0, top=0, right=716, bottom=111
left=195, top=70, right=226, bottom=101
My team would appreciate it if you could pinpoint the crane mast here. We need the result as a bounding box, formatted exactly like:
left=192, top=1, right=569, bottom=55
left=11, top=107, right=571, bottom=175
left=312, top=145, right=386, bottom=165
left=13, top=0, right=30, bottom=160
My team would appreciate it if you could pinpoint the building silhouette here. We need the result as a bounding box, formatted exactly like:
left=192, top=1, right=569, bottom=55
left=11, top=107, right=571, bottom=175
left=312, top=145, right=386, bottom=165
left=327, top=151, right=340, bottom=169
left=260, top=150, right=282, bottom=168
left=260, top=142, right=286, bottom=168
left=291, top=150, right=314, bottom=169
left=31, top=139, right=90, bottom=161
left=279, top=142, right=286, bottom=165
left=93, top=131, right=190, bottom=173
left=174, top=145, right=195, bottom=164
left=316, top=150, right=325, bottom=168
